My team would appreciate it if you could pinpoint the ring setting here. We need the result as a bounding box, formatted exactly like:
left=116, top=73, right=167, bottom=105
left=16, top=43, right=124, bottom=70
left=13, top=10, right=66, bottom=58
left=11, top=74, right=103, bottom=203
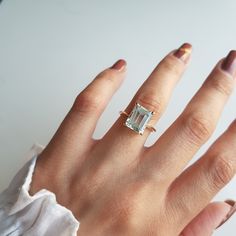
left=119, top=103, right=156, bottom=135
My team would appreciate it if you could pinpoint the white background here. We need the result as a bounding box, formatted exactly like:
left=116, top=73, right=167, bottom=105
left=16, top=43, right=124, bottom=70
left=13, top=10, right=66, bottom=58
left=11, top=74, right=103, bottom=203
left=0, top=0, right=236, bottom=235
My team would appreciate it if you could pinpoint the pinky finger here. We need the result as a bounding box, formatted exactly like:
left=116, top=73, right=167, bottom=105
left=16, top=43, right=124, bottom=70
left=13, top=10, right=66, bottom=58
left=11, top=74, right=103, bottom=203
left=180, top=202, right=232, bottom=236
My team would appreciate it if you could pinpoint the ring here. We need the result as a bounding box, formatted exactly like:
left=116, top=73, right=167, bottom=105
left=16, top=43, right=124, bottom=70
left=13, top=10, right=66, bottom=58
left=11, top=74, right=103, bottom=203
left=119, top=103, right=156, bottom=135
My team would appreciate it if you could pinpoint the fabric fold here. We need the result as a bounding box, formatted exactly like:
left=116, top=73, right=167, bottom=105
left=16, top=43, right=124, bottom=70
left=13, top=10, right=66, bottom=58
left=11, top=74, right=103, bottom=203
left=0, top=144, right=80, bottom=236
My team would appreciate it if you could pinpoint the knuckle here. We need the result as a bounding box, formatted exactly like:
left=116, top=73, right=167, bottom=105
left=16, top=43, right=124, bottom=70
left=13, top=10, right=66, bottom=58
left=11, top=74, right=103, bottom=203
left=95, top=68, right=120, bottom=85
left=207, top=74, right=234, bottom=96
left=160, top=56, right=182, bottom=75
left=72, top=91, right=102, bottom=114
left=209, top=154, right=235, bottom=190
left=137, top=93, right=164, bottom=118
left=95, top=69, right=114, bottom=81
left=182, top=113, right=213, bottom=145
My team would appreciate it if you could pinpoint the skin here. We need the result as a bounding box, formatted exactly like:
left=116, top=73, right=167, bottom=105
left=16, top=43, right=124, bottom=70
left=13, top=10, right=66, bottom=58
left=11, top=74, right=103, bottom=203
left=30, top=45, right=236, bottom=236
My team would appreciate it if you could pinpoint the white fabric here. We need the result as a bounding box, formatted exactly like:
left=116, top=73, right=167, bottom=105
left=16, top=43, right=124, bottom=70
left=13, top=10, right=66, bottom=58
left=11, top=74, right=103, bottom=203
left=0, top=144, right=80, bottom=236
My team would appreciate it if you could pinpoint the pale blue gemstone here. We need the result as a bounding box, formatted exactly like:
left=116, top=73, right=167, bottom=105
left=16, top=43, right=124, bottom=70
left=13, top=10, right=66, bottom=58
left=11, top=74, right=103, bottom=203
left=125, top=103, right=153, bottom=135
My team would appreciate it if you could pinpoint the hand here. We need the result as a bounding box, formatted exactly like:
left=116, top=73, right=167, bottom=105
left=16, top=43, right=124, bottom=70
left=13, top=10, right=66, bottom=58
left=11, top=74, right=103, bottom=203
left=30, top=43, right=236, bottom=236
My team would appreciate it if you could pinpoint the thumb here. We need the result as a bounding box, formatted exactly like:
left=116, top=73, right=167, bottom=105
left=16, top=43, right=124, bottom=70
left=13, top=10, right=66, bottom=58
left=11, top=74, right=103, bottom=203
left=180, top=201, right=234, bottom=236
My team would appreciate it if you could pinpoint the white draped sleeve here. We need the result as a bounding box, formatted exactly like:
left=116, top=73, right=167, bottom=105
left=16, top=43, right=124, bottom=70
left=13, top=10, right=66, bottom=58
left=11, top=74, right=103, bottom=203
left=0, top=144, right=80, bottom=236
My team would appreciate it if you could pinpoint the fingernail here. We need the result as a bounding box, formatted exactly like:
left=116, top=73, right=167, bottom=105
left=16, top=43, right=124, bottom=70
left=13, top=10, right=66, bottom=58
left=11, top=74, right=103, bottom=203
left=110, top=59, right=127, bottom=71
left=173, top=43, right=192, bottom=63
left=221, top=50, right=236, bottom=77
left=216, top=199, right=236, bottom=229
left=224, top=199, right=235, bottom=207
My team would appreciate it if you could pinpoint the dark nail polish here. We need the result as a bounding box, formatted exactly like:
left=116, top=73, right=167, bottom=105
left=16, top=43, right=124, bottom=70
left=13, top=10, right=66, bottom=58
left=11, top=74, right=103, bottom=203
left=173, top=43, right=192, bottom=63
left=216, top=200, right=236, bottom=229
left=225, top=199, right=236, bottom=207
left=221, top=50, right=236, bottom=77
left=110, top=59, right=126, bottom=71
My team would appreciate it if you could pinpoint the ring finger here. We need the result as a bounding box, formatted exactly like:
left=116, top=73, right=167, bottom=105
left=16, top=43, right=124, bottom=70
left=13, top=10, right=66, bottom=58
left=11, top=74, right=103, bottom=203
left=102, top=43, right=192, bottom=165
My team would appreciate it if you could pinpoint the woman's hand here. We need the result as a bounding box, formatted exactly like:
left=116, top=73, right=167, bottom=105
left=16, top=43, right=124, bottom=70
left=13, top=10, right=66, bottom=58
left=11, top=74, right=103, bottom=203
left=30, top=43, right=236, bottom=236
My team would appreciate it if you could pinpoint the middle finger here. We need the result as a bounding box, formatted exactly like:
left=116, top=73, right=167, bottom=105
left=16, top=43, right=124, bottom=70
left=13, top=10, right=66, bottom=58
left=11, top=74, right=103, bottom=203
left=101, top=43, right=192, bottom=165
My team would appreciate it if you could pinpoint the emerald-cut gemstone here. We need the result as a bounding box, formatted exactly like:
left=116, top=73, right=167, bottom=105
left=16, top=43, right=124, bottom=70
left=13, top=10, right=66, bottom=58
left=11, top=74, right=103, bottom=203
left=125, top=103, right=154, bottom=135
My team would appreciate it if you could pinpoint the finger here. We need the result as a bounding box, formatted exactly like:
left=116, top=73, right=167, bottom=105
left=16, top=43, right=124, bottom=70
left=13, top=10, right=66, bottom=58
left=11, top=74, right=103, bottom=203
left=167, top=118, right=236, bottom=229
left=216, top=199, right=236, bottom=229
left=102, top=43, right=192, bottom=164
left=180, top=202, right=231, bottom=236
left=39, top=59, right=127, bottom=163
left=145, top=50, right=236, bottom=181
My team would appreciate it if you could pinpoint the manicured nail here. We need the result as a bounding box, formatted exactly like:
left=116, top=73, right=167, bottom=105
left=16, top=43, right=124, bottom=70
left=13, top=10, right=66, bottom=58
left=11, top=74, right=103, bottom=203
left=221, top=50, right=236, bottom=77
left=216, top=199, right=236, bottom=229
left=173, top=43, right=192, bottom=63
left=110, top=59, right=126, bottom=71
left=224, top=199, right=236, bottom=207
